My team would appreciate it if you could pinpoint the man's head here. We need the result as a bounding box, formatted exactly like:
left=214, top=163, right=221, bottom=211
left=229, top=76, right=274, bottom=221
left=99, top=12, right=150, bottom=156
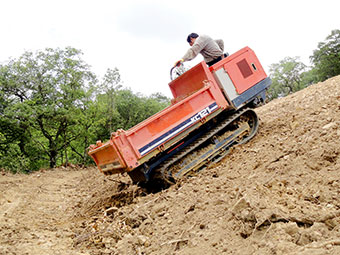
left=187, top=33, right=199, bottom=46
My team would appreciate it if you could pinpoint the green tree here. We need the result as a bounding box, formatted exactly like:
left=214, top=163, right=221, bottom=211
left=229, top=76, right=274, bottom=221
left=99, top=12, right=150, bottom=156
left=96, top=67, right=170, bottom=136
left=0, top=47, right=171, bottom=172
left=100, top=68, right=123, bottom=133
left=300, top=68, right=319, bottom=87
left=268, top=57, right=306, bottom=100
left=310, top=29, right=340, bottom=82
left=103, top=89, right=169, bottom=131
left=0, top=47, right=96, bottom=170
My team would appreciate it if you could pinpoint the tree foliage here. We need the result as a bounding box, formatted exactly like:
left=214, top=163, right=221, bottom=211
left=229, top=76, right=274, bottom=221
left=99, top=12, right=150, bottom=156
left=0, top=47, right=97, bottom=170
left=310, top=29, right=340, bottom=82
left=92, top=89, right=169, bottom=141
left=268, top=57, right=306, bottom=99
left=267, top=30, right=340, bottom=101
left=0, top=48, right=169, bottom=172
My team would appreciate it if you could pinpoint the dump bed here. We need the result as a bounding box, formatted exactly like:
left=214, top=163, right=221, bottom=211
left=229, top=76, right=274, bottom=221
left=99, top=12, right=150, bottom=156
left=88, top=47, right=270, bottom=175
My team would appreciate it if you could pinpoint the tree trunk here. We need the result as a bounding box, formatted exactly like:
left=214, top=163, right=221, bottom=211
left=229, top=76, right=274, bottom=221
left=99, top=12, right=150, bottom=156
left=49, top=142, right=58, bottom=168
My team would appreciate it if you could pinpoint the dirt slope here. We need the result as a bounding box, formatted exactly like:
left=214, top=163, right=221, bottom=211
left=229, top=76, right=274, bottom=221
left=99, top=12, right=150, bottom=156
left=1, top=75, right=340, bottom=255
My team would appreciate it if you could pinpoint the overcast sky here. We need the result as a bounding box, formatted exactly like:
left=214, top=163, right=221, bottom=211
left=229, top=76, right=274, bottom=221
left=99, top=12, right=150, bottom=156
left=1, top=0, right=339, bottom=97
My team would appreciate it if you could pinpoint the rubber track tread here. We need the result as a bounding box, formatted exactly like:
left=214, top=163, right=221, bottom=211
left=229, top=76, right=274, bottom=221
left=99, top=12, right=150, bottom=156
left=157, top=107, right=257, bottom=182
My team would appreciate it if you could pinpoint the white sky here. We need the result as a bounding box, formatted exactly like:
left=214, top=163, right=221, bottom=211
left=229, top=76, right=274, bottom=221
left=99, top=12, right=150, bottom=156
left=1, top=0, right=339, bottom=97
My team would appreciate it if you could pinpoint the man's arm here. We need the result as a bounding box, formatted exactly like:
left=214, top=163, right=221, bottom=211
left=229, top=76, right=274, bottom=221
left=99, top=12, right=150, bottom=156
left=182, top=36, right=208, bottom=61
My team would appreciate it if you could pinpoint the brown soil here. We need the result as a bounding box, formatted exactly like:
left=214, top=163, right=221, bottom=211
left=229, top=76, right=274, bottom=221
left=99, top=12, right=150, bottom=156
left=1, top=75, right=340, bottom=255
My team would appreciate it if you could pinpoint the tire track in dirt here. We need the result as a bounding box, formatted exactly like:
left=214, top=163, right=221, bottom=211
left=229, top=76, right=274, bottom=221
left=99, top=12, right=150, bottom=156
left=0, top=168, right=89, bottom=255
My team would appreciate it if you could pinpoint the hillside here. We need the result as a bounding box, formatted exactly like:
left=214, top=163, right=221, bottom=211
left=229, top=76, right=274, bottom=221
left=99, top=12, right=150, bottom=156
left=1, top=75, right=340, bottom=255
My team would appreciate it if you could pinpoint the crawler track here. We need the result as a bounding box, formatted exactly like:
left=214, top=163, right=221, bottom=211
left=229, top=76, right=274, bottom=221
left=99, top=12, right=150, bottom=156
left=153, top=108, right=259, bottom=183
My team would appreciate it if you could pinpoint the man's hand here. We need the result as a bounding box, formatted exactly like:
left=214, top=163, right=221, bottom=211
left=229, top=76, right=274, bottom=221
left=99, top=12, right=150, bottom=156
left=174, top=59, right=184, bottom=67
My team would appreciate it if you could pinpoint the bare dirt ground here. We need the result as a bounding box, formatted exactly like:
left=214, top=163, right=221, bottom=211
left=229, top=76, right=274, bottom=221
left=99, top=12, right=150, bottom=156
left=1, top=75, right=340, bottom=255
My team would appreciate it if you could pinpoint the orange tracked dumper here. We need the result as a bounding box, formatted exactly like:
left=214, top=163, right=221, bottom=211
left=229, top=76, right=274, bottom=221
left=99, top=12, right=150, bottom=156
left=88, top=47, right=271, bottom=183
